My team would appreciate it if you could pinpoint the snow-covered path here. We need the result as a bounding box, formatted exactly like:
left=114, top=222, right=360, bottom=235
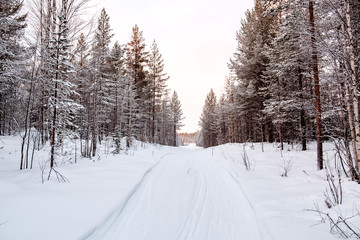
left=82, top=147, right=270, bottom=240
left=2, top=138, right=355, bottom=240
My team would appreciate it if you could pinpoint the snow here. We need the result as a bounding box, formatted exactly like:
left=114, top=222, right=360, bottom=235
left=0, top=136, right=359, bottom=240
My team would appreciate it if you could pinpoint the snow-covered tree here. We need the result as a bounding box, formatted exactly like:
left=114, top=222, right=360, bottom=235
left=125, top=24, right=149, bottom=140
left=170, top=91, right=183, bottom=146
left=48, top=0, right=81, bottom=169
left=0, top=0, right=27, bottom=135
left=199, top=89, right=217, bottom=148
left=108, top=41, right=126, bottom=153
left=263, top=0, right=313, bottom=151
left=74, top=32, right=92, bottom=157
left=228, top=0, right=275, bottom=143
left=148, top=40, right=169, bottom=143
left=88, top=8, right=114, bottom=156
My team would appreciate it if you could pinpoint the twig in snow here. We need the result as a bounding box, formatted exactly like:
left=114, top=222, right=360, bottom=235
left=306, top=204, right=360, bottom=239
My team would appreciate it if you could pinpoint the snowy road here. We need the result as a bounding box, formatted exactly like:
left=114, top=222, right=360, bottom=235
left=82, top=147, right=272, bottom=240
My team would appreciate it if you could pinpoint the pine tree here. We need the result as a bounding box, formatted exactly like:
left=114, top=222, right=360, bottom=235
left=263, top=0, right=313, bottom=151
left=0, top=0, right=27, bottom=135
left=148, top=40, right=169, bottom=143
left=48, top=0, right=81, bottom=170
left=159, top=96, right=172, bottom=145
left=125, top=24, right=149, bottom=140
left=108, top=41, right=126, bottom=153
left=88, top=8, right=113, bottom=156
left=74, top=32, right=92, bottom=157
left=199, top=89, right=217, bottom=148
left=170, top=91, right=183, bottom=146
left=121, top=77, right=138, bottom=150
left=228, top=0, right=275, bottom=142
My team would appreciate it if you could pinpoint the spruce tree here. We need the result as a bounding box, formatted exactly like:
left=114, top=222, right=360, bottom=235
left=0, top=0, right=27, bottom=135
left=74, top=32, right=92, bottom=157
left=108, top=41, right=126, bottom=153
left=48, top=0, right=81, bottom=170
left=228, top=0, right=275, bottom=142
left=125, top=25, right=149, bottom=140
left=148, top=40, right=169, bottom=143
left=170, top=91, right=183, bottom=146
left=199, top=89, right=217, bottom=148
left=89, top=8, right=113, bottom=156
left=264, top=0, right=312, bottom=151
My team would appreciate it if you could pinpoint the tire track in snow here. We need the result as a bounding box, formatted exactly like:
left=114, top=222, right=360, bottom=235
left=176, top=166, right=208, bottom=240
left=220, top=147, right=276, bottom=240
left=80, top=155, right=167, bottom=240
left=228, top=170, right=277, bottom=240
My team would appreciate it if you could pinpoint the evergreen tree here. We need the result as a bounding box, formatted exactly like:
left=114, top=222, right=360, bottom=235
left=125, top=24, right=149, bottom=140
left=148, top=40, right=169, bottom=143
left=108, top=41, right=126, bottom=153
left=228, top=0, right=275, bottom=142
left=199, top=89, right=217, bottom=148
left=263, top=0, right=313, bottom=150
left=0, top=0, right=27, bottom=135
left=159, top=95, right=172, bottom=145
left=74, top=32, right=92, bottom=157
left=88, top=8, right=113, bottom=156
left=48, top=0, right=81, bottom=170
left=121, top=77, right=138, bottom=150
left=170, top=91, right=183, bottom=146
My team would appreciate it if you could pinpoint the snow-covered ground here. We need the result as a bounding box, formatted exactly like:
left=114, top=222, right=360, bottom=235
left=0, top=136, right=359, bottom=240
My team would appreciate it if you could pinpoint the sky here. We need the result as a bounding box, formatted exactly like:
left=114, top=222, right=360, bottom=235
left=92, top=0, right=254, bottom=133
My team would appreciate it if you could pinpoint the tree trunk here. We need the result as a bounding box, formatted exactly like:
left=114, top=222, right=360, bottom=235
left=341, top=14, right=359, bottom=179
left=173, top=124, right=177, bottom=147
left=344, top=0, right=360, bottom=174
left=309, top=0, right=323, bottom=170
left=339, top=83, right=358, bottom=181
left=298, top=66, right=307, bottom=151
left=50, top=82, right=58, bottom=169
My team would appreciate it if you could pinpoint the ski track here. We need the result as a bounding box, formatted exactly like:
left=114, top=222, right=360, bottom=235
left=81, top=158, right=163, bottom=240
left=81, top=148, right=269, bottom=240
left=176, top=164, right=208, bottom=240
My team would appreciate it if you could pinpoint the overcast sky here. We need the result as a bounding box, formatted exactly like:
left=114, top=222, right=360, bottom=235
left=93, top=0, right=254, bottom=133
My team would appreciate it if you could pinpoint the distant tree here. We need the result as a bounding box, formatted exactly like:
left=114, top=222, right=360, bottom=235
left=148, top=40, right=169, bottom=143
left=199, top=89, right=217, bottom=148
left=108, top=41, right=126, bottom=153
left=170, top=91, right=184, bottom=146
left=228, top=0, right=275, bottom=143
left=88, top=8, right=113, bottom=156
left=74, top=32, right=92, bottom=157
left=125, top=24, right=149, bottom=140
left=121, top=77, right=138, bottom=150
left=159, top=95, right=172, bottom=145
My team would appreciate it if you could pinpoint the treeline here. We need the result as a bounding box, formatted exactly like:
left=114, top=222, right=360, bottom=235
left=0, top=0, right=183, bottom=170
left=178, top=132, right=196, bottom=146
left=199, top=0, right=360, bottom=179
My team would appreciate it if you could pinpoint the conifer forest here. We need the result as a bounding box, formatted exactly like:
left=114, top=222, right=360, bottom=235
left=1, top=0, right=184, bottom=171
left=1, top=0, right=360, bottom=179
left=198, top=0, right=360, bottom=181
left=1, top=0, right=360, bottom=239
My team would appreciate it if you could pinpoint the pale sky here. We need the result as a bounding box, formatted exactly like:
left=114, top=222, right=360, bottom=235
left=93, top=0, right=254, bottom=133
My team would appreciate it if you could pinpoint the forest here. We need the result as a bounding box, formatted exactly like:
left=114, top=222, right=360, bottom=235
left=1, top=0, right=360, bottom=238
left=198, top=0, right=360, bottom=182
left=0, top=0, right=184, bottom=173
left=1, top=0, right=360, bottom=182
